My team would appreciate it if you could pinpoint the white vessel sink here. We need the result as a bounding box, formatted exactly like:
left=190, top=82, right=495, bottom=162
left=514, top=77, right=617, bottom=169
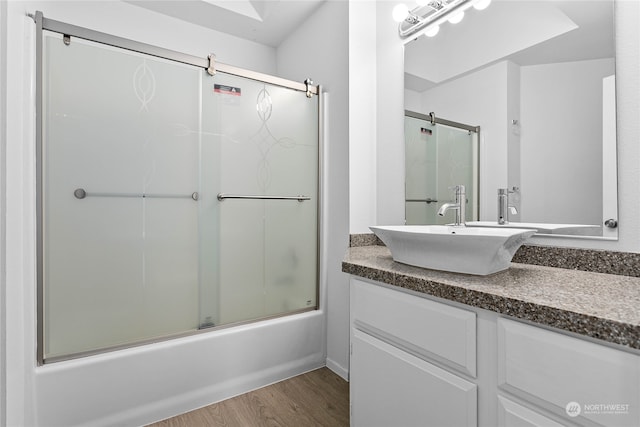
left=370, top=225, right=536, bottom=276
left=465, top=221, right=601, bottom=235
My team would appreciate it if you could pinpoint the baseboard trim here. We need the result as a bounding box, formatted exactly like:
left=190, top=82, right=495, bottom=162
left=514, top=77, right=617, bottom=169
left=326, top=357, right=349, bottom=381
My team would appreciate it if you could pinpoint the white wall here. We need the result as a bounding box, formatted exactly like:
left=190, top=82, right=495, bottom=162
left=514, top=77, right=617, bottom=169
left=349, top=0, right=378, bottom=234
left=375, top=0, right=405, bottom=226
left=27, top=0, right=278, bottom=72
left=405, top=88, right=421, bottom=112
left=276, top=0, right=350, bottom=380
left=520, top=58, right=614, bottom=225
left=1, top=1, right=327, bottom=425
left=0, top=1, right=7, bottom=425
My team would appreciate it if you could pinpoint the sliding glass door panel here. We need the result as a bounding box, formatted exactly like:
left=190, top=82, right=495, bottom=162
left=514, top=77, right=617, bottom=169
left=43, top=34, right=201, bottom=358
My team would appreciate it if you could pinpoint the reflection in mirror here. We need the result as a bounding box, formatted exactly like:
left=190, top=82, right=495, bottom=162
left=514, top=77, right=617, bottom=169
left=403, top=0, right=617, bottom=239
left=405, top=111, right=479, bottom=225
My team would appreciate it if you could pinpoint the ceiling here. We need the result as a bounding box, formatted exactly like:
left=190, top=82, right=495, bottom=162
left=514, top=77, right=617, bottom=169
left=126, top=0, right=326, bottom=47
left=404, top=0, right=615, bottom=92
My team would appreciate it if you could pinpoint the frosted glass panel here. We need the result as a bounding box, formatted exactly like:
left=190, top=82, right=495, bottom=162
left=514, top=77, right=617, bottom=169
left=436, top=125, right=477, bottom=224
left=404, top=115, right=478, bottom=225
left=41, top=31, right=319, bottom=360
left=201, top=74, right=318, bottom=326
left=43, top=34, right=202, bottom=358
left=405, top=117, right=438, bottom=224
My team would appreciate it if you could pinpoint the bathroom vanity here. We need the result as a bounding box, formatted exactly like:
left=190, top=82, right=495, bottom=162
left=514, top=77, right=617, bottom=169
left=344, top=244, right=640, bottom=427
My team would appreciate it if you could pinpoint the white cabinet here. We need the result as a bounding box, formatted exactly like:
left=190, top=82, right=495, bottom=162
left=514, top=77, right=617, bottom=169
left=350, top=277, right=640, bottom=427
left=498, top=318, right=640, bottom=427
left=351, top=329, right=477, bottom=427
left=350, top=279, right=478, bottom=427
left=352, top=278, right=477, bottom=376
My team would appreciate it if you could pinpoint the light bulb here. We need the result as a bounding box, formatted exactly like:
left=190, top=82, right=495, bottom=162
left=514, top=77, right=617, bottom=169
left=392, top=3, right=410, bottom=22
left=473, top=0, right=491, bottom=10
left=448, top=10, right=464, bottom=24
left=425, top=25, right=440, bottom=37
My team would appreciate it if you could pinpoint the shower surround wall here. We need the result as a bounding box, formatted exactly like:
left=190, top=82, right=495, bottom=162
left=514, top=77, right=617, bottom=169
left=2, top=1, right=346, bottom=425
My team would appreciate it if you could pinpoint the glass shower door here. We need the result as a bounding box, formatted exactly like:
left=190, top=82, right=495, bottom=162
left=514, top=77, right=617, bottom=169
left=41, top=29, right=319, bottom=362
left=200, top=73, right=318, bottom=327
left=43, top=34, right=202, bottom=359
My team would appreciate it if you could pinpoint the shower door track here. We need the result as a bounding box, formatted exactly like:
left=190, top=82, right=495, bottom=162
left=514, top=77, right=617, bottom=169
left=34, top=11, right=324, bottom=365
left=405, top=110, right=480, bottom=134
left=31, top=11, right=319, bottom=96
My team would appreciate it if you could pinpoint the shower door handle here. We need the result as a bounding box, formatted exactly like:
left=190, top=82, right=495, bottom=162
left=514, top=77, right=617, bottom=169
left=406, top=198, right=438, bottom=204
left=217, top=193, right=310, bottom=202
left=74, top=188, right=199, bottom=201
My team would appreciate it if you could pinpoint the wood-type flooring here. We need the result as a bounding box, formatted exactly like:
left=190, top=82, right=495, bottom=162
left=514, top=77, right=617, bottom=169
left=148, top=367, right=349, bottom=427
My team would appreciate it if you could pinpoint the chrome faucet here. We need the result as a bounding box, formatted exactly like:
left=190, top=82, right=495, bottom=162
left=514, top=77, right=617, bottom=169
left=497, top=188, right=518, bottom=224
left=437, top=185, right=466, bottom=226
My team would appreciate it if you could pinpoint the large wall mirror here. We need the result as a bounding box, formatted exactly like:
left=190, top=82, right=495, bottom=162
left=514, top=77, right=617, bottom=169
left=403, top=0, right=617, bottom=239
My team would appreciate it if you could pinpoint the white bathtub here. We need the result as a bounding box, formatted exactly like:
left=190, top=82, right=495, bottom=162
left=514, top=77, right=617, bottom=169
left=34, top=311, right=325, bottom=426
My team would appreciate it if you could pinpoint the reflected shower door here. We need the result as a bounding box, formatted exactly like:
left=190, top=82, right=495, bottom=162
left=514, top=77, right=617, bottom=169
left=200, top=74, right=318, bottom=326
left=405, top=115, right=478, bottom=225
left=405, top=117, right=438, bottom=224
left=435, top=124, right=478, bottom=224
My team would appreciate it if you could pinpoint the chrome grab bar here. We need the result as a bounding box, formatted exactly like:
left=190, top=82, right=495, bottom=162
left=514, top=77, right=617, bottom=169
left=74, top=188, right=199, bottom=201
left=217, top=193, right=310, bottom=202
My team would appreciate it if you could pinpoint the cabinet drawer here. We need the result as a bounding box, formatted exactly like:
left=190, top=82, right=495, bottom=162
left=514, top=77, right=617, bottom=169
left=351, top=279, right=476, bottom=377
left=498, top=318, right=640, bottom=426
left=498, top=396, right=569, bottom=427
left=351, top=329, right=477, bottom=427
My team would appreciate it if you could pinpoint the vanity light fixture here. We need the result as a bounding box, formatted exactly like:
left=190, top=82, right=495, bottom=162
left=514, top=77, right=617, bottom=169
left=393, top=0, right=491, bottom=38
left=447, top=10, right=465, bottom=24
left=424, top=25, right=440, bottom=37
left=473, top=0, right=492, bottom=10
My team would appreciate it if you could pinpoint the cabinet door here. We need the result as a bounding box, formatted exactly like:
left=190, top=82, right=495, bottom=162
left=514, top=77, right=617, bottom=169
left=351, top=329, right=477, bottom=427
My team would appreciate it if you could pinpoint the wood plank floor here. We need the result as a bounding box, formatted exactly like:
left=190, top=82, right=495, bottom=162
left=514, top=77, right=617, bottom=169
left=147, top=368, right=349, bottom=427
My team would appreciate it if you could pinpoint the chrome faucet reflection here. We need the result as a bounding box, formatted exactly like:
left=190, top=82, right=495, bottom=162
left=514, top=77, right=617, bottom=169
left=437, top=185, right=466, bottom=226
left=497, top=187, right=518, bottom=225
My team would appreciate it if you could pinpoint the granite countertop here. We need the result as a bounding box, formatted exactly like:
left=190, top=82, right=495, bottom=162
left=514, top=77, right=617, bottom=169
left=343, top=245, right=640, bottom=351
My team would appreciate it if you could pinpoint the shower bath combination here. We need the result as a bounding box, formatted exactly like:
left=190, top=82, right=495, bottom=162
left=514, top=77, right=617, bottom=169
left=34, top=11, right=322, bottom=364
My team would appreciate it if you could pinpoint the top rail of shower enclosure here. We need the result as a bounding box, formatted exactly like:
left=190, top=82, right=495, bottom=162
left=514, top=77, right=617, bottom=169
left=33, top=11, right=323, bottom=365
left=30, top=12, right=319, bottom=96
left=405, top=110, right=480, bottom=134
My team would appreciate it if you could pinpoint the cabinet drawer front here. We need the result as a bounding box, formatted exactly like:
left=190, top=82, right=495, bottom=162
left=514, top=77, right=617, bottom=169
left=351, top=329, right=477, bottom=427
left=351, top=279, right=476, bottom=377
left=498, top=318, right=640, bottom=426
left=498, top=396, right=569, bottom=427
